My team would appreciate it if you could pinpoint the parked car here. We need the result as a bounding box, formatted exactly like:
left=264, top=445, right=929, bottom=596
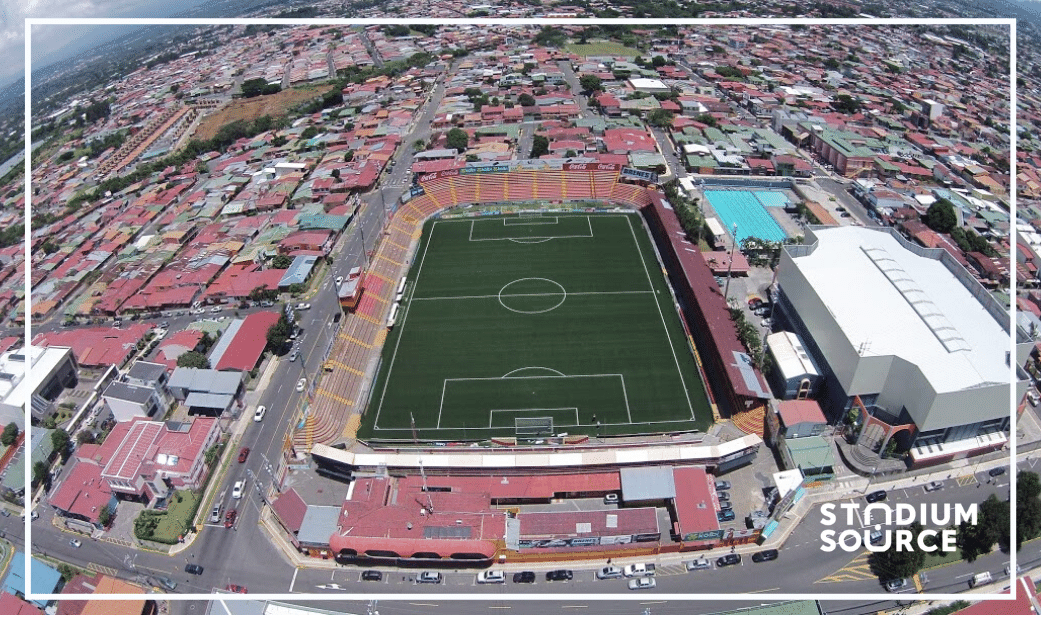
left=923, top=481, right=944, bottom=492
left=623, top=563, right=651, bottom=578
left=185, top=564, right=204, bottom=575
left=477, top=570, right=506, bottom=584
left=417, top=571, right=442, bottom=584
left=546, top=569, right=573, bottom=582
left=232, top=481, right=245, bottom=499
left=869, top=529, right=884, bottom=545
left=883, top=578, right=907, bottom=592
left=717, top=554, right=741, bottom=567
left=683, top=558, right=711, bottom=571
left=513, top=571, right=536, bottom=584
left=628, top=576, right=656, bottom=590
left=224, top=509, right=237, bottom=529
left=596, top=566, right=624, bottom=579
left=361, top=570, right=383, bottom=582
left=718, top=500, right=733, bottom=510
left=718, top=509, right=736, bottom=522
left=210, top=306, right=222, bottom=313
left=156, top=577, right=177, bottom=591
left=603, top=493, right=619, bottom=504
left=253, top=406, right=266, bottom=422
left=225, top=584, right=247, bottom=594
left=715, top=480, right=731, bottom=491
left=866, top=490, right=888, bottom=503
left=238, top=447, right=250, bottom=463
left=752, top=549, right=779, bottom=563
left=988, top=466, right=1007, bottom=477
left=716, top=491, right=730, bottom=501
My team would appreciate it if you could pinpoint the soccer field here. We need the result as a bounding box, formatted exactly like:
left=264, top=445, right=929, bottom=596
left=358, top=212, right=712, bottom=442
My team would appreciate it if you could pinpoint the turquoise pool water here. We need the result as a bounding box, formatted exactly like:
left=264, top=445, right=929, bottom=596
left=703, top=189, right=788, bottom=244
left=754, top=190, right=790, bottom=208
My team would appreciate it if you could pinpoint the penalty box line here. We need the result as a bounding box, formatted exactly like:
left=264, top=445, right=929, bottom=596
left=436, top=373, right=632, bottom=429
left=468, top=216, right=594, bottom=242
left=489, top=407, right=579, bottom=428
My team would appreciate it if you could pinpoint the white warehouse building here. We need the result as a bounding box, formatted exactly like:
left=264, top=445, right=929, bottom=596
left=774, top=226, right=1021, bottom=467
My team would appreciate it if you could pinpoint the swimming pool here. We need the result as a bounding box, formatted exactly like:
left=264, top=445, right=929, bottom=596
left=753, top=190, right=790, bottom=208
left=703, top=189, right=788, bottom=244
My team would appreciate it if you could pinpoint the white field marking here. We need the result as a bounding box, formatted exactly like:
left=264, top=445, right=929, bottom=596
left=468, top=215, right=593, bottom=242
left=504, top=216, right=558, bottom=226
left=498, top=277, right=566, bottom=314
left=489, top=407, right=579, bottom=428
left=625, top=215, right=695, bottom=419
left=509, top=237, right=554, bottom=244
left=502, top=366, right=566, bottom=377
left=373, top=418, right=694, bottom=433
left=411, top=290, right=652, bottom=302
left=437, top=373, right=628, bottom=429
left=372, top=219, right=437, bottom=429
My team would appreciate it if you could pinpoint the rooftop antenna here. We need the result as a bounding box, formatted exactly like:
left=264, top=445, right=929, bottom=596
left=418, top=457, right=434, bottom=513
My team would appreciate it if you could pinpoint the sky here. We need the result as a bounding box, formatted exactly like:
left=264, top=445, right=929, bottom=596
left=1, top=0, right=214, bottom=88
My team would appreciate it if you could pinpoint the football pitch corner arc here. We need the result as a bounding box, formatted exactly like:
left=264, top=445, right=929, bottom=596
left=360, top=212, right=712, bottom=442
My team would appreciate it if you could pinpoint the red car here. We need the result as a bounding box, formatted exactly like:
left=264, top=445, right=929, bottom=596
left=225, top=584, right=247, bottom=594
left=224, top=509, right=237, bottom=528
left=238, top=447, right=249, bottom=463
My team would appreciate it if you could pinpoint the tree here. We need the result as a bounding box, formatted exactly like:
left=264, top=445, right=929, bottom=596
left=924, top=198, right=957, bottom=234
left=343, top=150, right=355, bottom=162
left=177, top=351, right=210, bottom=369
left=331, top=168, right=340, bottom=179
left=301, top=126, right=319, bottom=140
left=652, top=55, right=667, bottom=67
left=446, top=128, right=469, bottom=153
left=0, top=422, right=17, bottom=446
left=271, top=254, right=293, bottom=269
left=958, top=494, right=1010, bottom=561
left=870, top=522, right=927, bottom=581
left=99, top=504, right=115, bottom=528
left=530, top=135, right=549, bottom=159
left=76, top=429, right=95, bottom=445
left=1018, top=472, right=1041, bottom=546
left=266, top=314, right=293, bottom=352
left=51, top=429, right=71, bottom=459
left=579, top=74, right=603, bottom=93
left=832, top=93, right=861, bottom=115
left=695, top=113, right=719, bottom=128
left=32, top=461, right=49, bottom=489
left=647, top=109, right=675, bottom=128
left=517, top=93, right=536, bottom=107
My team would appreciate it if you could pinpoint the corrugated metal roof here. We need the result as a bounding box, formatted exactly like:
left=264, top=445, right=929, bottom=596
left=619, top=466, right=676, bottom=501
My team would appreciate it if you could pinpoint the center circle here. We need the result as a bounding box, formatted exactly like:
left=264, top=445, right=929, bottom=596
left=497, top=278, right=567, bottom=314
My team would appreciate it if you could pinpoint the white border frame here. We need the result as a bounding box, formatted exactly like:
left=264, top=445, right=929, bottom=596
left=23, top=16, right=1016, bottom=605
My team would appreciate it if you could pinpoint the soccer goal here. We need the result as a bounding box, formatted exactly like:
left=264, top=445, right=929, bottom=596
left=515, top=416, right=554, bottom=438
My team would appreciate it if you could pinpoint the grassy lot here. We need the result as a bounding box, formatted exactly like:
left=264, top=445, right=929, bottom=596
left=921, top=547, right=964, bottom=570
left=359, top=213, right=711, bottom=442
left=191, top=84, right=327, bottom=142
left=138, top=490, right=200, bottom=544
left=566, top=41, right=643, bottom=57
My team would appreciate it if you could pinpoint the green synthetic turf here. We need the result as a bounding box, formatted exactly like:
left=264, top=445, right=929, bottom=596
left=359, top=212, right=712, bottom=442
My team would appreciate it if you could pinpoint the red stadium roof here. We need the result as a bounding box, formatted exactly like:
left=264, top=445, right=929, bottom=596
left=329, top=535, right=496, bottom=559
left=672, top=466, right=721, bottom=538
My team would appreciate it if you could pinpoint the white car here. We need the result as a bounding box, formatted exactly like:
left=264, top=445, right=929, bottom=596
left=684, top=558, right=711, bottom=571
left=232, top=481, right=245, bottom=500
left=923, top=481, right=944, bottom=492
left=417, top=571, right=442, bottom=584
left=595, top=566, right=623, bottom=579
left=69, top=539, right=82, bottom=548
left=476, top=570, right=505, bottom=584
left=253, top=406, right=266, bottom=422
left=628, top=576, right=656, bottom=590
left=622, top=563, right=650, bottom=578
left=335, top=276, right=344, bottom=286
left=296, top=378, right=306, bottom=392
left=210, top=306, right=222, bottom=313
left=295, top=303, right=311, bottom=311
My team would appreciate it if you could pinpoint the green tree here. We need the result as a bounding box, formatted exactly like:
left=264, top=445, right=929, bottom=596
left=832, top=93, right=861, bottom=114
left=924, top=198, right=958, bottom=234
left=1018, top=471, right=1041, bottom=546
left=870, top=522, right=928, bottom=580
left=652, top=55, right=667, bottom=67
left=344, top=150, right=355, bottom=162
left=695, top=113, right=718, bottom=128
left=0, top=422, right=17, bottom=446
left=517, top=93, right=536, bottom=107
left=99, top=504, right=115, bottom=528
left=266, top=314, right=292, bottom=352
left=446, top=128, right=469, bottom=153
left=176, top=351, right=210, bottom=369
left=530, top=135, right=549, bottom=159
left=32, top=461, right=49, bottom=488
left=76, top=429, right=95, bottom=445
left=301, top=126, right=319, bottom=140
left=647, top=108, right=675, bottom=128
left=958, top=494, right=1010, bottom=561
left=271, top=254, right=293, bottom=269
left=579, top=74, right=603, bottom=93
left=51, top=429, right=70, bottom=458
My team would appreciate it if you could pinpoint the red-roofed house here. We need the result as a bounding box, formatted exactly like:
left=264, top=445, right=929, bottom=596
left=0, top=592, right=42, bottom=615
left=69, top=416, right=220, bottom=507
left=954, top=577, right=1039, bottom=615
left=279, top=230, right=332, bottom=254
left=48, top=461, right=115, bottom=527
left=211, top=312, right=280, bottom=371
left=602, top=128, right=658, bottom=154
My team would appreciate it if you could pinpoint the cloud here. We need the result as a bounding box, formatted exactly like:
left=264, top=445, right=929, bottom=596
left=0, top=0, right=172, bottom=86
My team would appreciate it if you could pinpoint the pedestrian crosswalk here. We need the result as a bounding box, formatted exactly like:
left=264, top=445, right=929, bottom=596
left=815, top=551, right=875, bottom=583
left=956, top=474, right=978, bottom=487
left=88, top=562, right=119, bottom=576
